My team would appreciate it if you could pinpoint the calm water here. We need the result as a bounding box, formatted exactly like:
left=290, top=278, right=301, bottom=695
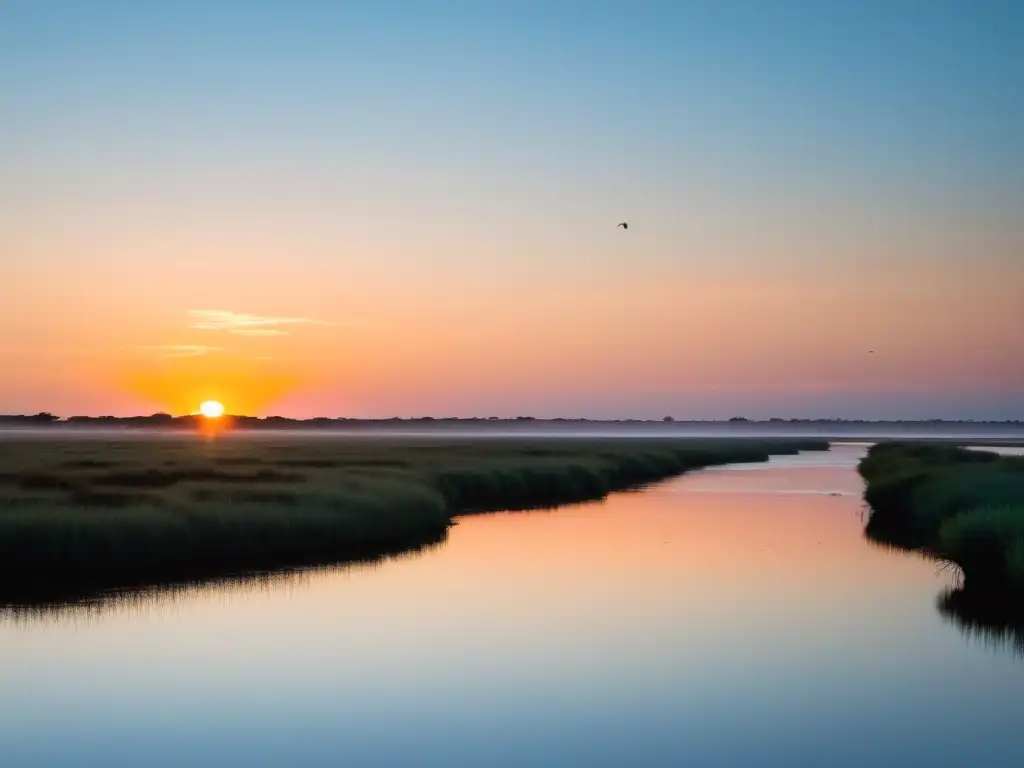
left=970, top=445, right=1024, bottom=456
left=2, top=443, right=1023, bottom=767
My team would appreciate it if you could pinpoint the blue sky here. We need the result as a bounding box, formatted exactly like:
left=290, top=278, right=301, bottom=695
left=1, top=1, right=1021, bottom=418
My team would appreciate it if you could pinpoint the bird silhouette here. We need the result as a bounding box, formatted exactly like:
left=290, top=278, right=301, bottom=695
left=617, top=222, right=628, bottom=229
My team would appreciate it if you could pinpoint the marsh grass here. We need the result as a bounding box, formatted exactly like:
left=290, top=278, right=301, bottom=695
left=937, top=506, right=1024, bottom=590
left=859, top=442, right=1024, bottom=598
left=0, top=435, right=827, bottom=604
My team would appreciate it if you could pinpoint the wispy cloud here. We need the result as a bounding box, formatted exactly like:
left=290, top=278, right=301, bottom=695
left=188, top=310, right=335, bottom=336
left=142, top=345, right=224, bottom=358
left=229, top=328, right=290, bottom=337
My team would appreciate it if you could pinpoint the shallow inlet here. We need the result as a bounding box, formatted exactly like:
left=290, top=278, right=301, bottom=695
left=2, top=444, right=1023, bottom=767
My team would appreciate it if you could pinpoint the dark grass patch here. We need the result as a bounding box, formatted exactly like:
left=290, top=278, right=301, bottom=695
left=337, top=459, right=412, bottom=469
left=273, top=459, right=340, bottom=468
left=70, top=490, right=161, bottom=508
left=270, top=457, right=409, bottom=469
left=0, top=496, right=66, bottom=509
left=59, top=459, right=117, bottom=469
left=189, top=489, right=301, bottom=505
left=91, top=469, right=184, bottom=488
left=249, top=469, right=305, bottom=483
left=937, top=506, right=1024, bottom=591
left=230, top=491, right=301, bottom=505
left=11, top=473, right=77, bottom=492
left=92, top=468, right=306, bottom=488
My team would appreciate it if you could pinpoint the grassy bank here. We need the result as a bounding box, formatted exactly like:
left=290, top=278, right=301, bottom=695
left=859, top=442, right=1024, bottom=595
left=0, top=435, right=827, bottom=603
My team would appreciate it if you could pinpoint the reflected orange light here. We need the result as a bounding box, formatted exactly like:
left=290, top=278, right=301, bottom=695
left=197, top=413, right=232, bottom=440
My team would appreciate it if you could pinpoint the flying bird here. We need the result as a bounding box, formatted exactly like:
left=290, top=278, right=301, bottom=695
left=617, top=222, right=628, bottom=229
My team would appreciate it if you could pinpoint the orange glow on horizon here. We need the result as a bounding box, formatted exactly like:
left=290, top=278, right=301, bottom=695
left=116, top=351, right=318, bottom=417
left=1, top=267, right=1019, bottom=418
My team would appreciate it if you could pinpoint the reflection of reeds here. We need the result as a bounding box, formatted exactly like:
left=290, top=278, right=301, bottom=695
left=0, top=436, right=827, bottom=606
left=859, top=442, right=1024, bottom=595
left=938, top=586, right=1024, bottom=657
left=0, top=538, right=445, bottom=625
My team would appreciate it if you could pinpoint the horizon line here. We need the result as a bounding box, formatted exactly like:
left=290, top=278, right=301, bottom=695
left=1, top=414, right=1022, bottom=426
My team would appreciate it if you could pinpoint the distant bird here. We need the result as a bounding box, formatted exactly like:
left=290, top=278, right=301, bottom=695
left=617, top=222, right=628, bottom=229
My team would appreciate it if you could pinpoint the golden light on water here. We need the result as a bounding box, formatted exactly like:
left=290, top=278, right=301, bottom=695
left=199, top=400, right=225, bottom=418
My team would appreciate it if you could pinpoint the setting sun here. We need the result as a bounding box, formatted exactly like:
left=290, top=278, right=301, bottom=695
left=199, top=400, right=225, bottom=418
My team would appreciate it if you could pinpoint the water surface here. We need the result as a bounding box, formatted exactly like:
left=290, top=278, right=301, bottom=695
left=2, top=444, right=1022, bottom=767
left=968, top=445, right=1024, bottom=457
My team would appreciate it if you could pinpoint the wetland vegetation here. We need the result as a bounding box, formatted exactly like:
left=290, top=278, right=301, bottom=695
left=0, top=435, right=827, bottom=604
left=860, top=442, right=1024, bottom=615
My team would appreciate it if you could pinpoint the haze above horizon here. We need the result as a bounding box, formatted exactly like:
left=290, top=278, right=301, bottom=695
left=2, top=1, right=1022, bottom=420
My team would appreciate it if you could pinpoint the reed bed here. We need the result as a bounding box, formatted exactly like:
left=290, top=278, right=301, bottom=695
left=0, top=435, right=827, bottom=602
left=859, top=442, right=1024, bottom=595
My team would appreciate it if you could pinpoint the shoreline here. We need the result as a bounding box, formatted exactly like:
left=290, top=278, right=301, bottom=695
left=0, top=436, right=828, bottom=606
left=3, top=425, right=1024, bottom=446
left=859, top=442, right=1024, bottom=602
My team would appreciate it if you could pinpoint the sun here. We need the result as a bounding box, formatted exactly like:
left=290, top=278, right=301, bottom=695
left=198, top=400, right=225, bottom=418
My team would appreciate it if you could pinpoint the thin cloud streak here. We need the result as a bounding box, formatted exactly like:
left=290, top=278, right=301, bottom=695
left=188, top=310, right=337, bottom=336
left=230, top=328, right=290, bottom=337
left=141, top=345, right=224, bottom=358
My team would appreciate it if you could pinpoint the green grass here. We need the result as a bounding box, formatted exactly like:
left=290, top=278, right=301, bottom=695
left=937, top=506, right=1024, bottom=591
left=859, top=442, right=1024, bottom=596
left=0, top=435, right=828, bottom=603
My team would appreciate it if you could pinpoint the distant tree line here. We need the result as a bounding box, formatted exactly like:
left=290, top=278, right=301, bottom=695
left=1, top=413, right=1020, bottom=427
left=0, top=413, right=59, bottom=425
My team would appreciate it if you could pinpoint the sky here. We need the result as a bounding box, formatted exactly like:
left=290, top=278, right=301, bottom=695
left=1, top=0, right=1022, bottom=420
